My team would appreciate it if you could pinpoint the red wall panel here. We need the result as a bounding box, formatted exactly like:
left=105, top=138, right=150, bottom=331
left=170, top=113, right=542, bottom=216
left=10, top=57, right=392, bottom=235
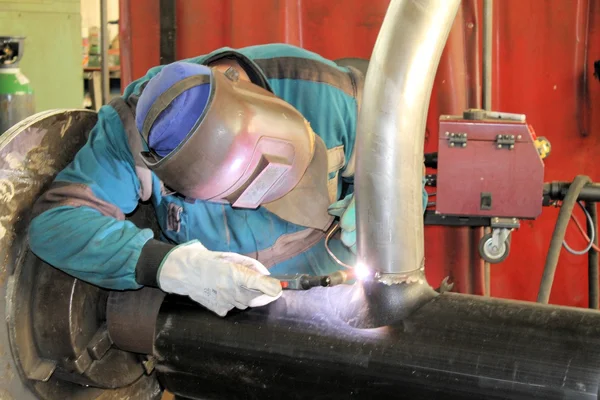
left=119, top=0, right=600, bottom=308
left=490, top=0, right=600, bottom=306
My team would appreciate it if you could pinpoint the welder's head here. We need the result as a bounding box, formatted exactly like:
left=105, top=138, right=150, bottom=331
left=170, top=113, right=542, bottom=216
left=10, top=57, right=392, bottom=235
left=135, top=61, right=316, bottom=208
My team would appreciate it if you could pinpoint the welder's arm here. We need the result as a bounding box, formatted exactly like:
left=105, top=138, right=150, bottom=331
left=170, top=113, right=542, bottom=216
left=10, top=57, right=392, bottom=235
left=28, top=98, right=282, bottom=315
left=28, top=105, right=159, bottom=290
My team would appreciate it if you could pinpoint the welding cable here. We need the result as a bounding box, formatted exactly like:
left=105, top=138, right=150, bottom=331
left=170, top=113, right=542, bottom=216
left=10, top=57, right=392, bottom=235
left=537, top=175, right=591, bottom=304
left=586, top=202, right=599, bottom=309
left=325, top=223, right=354, bottom=270
left=566, top=201, right=600, bottom=309
left=563, top=202, right=596, bottom=255
left=567, top=203, right=600, bottom=252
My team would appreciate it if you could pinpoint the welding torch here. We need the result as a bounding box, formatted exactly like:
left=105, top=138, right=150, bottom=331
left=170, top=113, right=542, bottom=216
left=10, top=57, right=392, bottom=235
left=274, top=269, right=354, bottom=290
left=272, top=223, right=359, bottom=290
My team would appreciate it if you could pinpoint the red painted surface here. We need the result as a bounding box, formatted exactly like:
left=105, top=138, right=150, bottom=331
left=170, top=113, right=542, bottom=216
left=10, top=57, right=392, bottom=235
left=119, top=0, right=160, bottom=88
left=424, top=0, right=484, bottom=296
left=119, top=0, right=600, bottom=308
left=490, top=0, right=600, bottom=307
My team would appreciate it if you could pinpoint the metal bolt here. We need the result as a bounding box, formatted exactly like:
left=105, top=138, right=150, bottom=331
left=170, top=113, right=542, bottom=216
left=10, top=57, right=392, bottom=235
left=493, top=218, right=499, bottom=222
left=445, top=131, right=449, bottom=136
left=510, top=144, right=515, bottom=149
left=450, top=142, right=455, bottom=147
left=510, top=135, right=515, bottom=139
left=517, top=135, right=522, bottom=139
left=497, top=144, right=502, bottom=149
left=462, top=143, right=467, bottom=148
left=512, top=218, right=517, bottom=223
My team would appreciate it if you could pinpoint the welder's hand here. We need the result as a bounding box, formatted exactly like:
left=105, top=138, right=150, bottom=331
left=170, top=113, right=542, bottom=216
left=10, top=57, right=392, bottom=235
left=157, top=240, right=282, bottom=317
left=328, top=183, right=429, bottom=254
left=328, top=194, right=357, bottom=254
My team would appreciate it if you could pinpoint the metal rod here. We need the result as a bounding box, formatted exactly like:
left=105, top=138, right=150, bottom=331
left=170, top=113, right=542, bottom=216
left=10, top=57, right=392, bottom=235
left=355, top=0, right=460, bottom=276
left=100, top=0, right=110, bottom=105
left=484, top=251, right=491, bottom=296
left=159, top=0, right=177, bottom=65
left=482, top=0, right=493, bottom=110
left=482, top=0, right=494, bottom=296
left=586, top=201, right=599, bottom=309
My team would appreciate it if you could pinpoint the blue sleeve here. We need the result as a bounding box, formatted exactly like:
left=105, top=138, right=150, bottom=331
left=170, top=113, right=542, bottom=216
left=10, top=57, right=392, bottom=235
left=28, top=105, right=154, bottom=290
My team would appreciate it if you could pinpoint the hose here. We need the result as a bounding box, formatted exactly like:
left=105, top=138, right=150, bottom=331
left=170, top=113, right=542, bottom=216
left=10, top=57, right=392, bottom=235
left=325, top=223, right=354, bottom=270
left=562, top=202, right=595, bottom=255
left=537, top=175, right=591, bottom=304
left=569, top=207, right=600, bottom=252
left=586, top=201, right=599, bottom=309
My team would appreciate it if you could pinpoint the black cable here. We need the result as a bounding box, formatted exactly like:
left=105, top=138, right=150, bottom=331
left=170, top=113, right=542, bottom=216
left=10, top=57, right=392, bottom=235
left=586, top=201, right=599, bottom=309
left=537, top=175, right=591, bottom=304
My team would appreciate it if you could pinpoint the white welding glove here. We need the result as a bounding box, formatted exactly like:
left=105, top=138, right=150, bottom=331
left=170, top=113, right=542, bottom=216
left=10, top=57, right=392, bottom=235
left=158, top=240, right=282, bottom=316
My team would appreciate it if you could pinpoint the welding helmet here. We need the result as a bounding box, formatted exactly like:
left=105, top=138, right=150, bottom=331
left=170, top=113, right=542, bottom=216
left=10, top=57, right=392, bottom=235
left=136, top=62, right=333, bottom=230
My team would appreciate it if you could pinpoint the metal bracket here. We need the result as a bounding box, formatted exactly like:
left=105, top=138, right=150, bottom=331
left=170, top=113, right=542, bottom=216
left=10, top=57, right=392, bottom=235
left=491, top=228, right=511, bottom=249
left=425, top=174, right=437, bottom=187
left=424, top=212, right=491, bottom=227
left=447, top=132, right=468, bottom=148
left=496, top=134, right=518, bottom=150
left=490, top=217, right=520, bottom=230
left=87, top=323, right=113, bottom=361
left=142, top=356, right=156, bottom=375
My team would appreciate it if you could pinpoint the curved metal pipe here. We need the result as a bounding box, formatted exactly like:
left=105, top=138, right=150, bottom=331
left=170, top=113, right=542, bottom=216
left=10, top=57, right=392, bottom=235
left=355, top=0, right=460, bottom=276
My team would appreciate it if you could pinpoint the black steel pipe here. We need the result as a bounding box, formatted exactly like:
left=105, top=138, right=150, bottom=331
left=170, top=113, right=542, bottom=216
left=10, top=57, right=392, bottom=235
left=544, top=181, right=600, bottom=203
left=151, top=284, right=600, bottom=400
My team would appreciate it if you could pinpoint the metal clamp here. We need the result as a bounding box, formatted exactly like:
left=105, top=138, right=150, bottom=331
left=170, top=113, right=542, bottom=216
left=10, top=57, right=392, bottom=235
left=463, top=109, right=526, bottom=122
left=496, top=134, right=518, bottom=150
left=447, top=132, right=468, bottom=148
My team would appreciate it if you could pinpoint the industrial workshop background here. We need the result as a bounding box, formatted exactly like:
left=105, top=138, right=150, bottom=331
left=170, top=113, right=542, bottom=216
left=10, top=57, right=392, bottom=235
left=119, top=0, right=600, bottom=308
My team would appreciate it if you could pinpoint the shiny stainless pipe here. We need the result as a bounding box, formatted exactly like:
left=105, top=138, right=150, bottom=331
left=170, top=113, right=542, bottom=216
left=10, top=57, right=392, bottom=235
left=355, top=0, right=460, bottom=277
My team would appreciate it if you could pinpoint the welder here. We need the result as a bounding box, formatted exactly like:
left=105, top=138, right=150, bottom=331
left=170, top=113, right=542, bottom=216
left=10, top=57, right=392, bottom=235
left=28, top=44, right=428, bottom=317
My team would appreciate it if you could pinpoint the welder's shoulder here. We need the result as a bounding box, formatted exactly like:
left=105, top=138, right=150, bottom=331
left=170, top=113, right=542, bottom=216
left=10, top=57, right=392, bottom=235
left=239, top=44, right=360, bottom=97
left=238, top=44, right=337, bottom=65
left=57, top=102, right=139, bottom=192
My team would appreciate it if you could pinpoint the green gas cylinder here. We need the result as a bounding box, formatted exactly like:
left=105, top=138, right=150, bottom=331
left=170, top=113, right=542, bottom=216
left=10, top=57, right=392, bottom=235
left=0, top=36, right=35, bottom=134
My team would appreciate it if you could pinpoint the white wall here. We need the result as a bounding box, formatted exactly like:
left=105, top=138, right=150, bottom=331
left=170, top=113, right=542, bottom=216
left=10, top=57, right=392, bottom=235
left=80, top=0, right=119, bottom=41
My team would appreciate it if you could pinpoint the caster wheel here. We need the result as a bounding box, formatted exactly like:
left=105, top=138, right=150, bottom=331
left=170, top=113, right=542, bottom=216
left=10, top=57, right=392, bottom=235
left=479, top=232, right=511, bottom=264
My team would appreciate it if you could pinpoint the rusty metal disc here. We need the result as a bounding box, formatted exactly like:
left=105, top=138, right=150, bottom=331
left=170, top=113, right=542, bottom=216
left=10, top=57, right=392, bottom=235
left=0, top=110, right=161, bottom=400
